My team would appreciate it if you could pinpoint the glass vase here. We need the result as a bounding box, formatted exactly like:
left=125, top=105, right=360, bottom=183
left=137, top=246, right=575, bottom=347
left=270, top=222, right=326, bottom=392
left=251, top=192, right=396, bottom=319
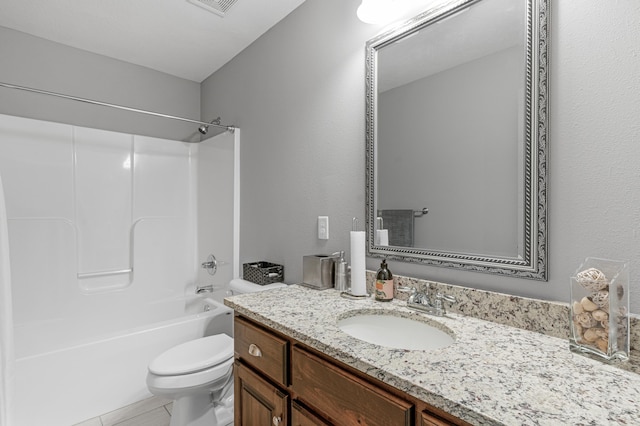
left=570, top=257, right=629, bottom=361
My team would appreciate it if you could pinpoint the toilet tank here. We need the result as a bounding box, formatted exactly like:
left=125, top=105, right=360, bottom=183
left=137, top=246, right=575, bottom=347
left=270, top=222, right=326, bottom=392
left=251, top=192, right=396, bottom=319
left=228, top=278, right=286, bottom=295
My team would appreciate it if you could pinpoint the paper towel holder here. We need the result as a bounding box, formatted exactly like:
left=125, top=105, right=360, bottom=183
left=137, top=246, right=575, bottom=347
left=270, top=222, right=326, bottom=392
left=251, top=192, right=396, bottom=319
left=340, top=291, right=369, bottom=300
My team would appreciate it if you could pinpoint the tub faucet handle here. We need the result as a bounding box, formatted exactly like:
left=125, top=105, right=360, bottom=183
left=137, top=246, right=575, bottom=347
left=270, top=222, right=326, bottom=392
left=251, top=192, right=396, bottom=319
left=201, top=254, right=218, bottom=276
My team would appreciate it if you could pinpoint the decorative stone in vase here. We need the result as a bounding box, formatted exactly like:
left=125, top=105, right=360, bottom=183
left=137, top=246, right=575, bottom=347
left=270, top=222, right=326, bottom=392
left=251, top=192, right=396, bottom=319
left=570, top=257, right=629, bottom=361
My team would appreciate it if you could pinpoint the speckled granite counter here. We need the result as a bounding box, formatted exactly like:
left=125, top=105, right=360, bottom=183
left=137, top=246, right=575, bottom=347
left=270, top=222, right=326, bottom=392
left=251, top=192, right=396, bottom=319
left=225, top=285, right=640, bottom=426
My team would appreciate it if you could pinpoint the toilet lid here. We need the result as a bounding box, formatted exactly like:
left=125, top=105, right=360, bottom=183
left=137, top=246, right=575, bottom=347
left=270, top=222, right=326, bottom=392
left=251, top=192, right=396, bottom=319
left=149, top=334, right=234, bottom=376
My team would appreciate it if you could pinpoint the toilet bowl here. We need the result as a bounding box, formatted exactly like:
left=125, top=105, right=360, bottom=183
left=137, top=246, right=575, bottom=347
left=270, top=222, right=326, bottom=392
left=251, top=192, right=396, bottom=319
left=146, top=334, right=235, bottom=426
left=146, top=279, right=287, bottom=426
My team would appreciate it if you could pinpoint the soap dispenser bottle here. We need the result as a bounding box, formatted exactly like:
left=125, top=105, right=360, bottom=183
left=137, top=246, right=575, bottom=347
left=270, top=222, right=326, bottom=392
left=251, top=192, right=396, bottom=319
left=334, top=251, right=348, bottom=292
left=375, top=259, right=394, bottom=302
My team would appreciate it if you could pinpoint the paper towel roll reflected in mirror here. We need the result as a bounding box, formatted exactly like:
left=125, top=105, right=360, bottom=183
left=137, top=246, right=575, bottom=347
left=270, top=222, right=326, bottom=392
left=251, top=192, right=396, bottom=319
left=374, top=216, right=388, bottom=246
left=375, top=229, right=389, bottom=246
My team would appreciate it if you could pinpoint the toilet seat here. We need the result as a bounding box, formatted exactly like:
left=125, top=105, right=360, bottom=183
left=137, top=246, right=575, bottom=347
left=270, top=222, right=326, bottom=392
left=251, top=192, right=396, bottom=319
left=149, top=334, right=234, bottom=376
left=147, top=357, right=234, bottom=394
left=147, top=334, right=235, bottom=395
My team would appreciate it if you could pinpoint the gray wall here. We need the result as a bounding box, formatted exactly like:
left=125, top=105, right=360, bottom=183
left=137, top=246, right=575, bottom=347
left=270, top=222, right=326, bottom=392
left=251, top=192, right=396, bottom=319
left=202, top=0, right=640, bottom=312
left=201, top=0, right=377, bottom=285
left=0, top=27, right=201, bottom=142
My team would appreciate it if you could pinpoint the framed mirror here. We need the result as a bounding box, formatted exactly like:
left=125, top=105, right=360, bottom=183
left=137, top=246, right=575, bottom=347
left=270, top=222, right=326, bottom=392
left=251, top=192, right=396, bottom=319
left=365, top=0, right=548, bottom=280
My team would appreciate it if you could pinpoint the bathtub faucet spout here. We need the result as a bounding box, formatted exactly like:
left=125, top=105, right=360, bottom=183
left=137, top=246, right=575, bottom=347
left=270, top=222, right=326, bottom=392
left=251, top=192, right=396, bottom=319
left=195, top=284, right=214, bottom=294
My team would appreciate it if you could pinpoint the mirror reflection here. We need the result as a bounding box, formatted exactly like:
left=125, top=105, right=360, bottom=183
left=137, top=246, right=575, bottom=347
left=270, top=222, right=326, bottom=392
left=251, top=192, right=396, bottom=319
left=366, top=0, right=548, bottom=280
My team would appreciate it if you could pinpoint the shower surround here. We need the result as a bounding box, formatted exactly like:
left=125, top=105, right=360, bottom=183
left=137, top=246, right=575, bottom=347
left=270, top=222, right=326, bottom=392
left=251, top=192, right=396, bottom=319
left=0, top=113, right=237, bottom=426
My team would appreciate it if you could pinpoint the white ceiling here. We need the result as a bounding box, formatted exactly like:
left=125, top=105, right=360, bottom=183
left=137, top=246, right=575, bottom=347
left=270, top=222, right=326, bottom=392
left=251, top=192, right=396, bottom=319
left=0, top=0, right=307, bottom=83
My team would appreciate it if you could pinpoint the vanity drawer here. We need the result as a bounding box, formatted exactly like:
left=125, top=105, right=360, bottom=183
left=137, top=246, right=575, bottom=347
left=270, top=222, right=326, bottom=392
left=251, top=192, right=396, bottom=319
left=422, top=410, right=455, bottom=426
left=291, top=346, right=413, bottom=426
left=234, top=316, right=289, bottom=386
left=292, top=401, right=332, bottom=426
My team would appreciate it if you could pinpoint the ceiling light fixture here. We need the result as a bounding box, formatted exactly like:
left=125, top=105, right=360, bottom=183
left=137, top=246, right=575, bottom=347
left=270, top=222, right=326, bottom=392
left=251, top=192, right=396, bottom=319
left=358, top=0, right=442, bottom=25
left=357, top=0, right=401, bottom=25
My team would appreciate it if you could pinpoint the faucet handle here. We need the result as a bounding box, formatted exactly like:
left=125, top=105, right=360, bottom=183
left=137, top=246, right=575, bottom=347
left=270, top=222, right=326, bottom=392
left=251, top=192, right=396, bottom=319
left=434, top=292, right=457, bottom=314
left=426, top=282, right=436, bottom=296
left=437, top=293, right=457, bottom=304
left=397, top=286, right=418, bottom=303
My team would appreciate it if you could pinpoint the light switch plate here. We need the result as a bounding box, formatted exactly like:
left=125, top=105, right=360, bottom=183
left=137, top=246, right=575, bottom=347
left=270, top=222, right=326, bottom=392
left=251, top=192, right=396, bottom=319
left=318, top=216, right=329, bottom=239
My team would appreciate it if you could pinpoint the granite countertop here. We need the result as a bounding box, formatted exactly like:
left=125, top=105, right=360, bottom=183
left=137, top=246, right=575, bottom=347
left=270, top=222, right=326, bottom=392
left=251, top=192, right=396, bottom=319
left=224, top=285, right=640, bottom=426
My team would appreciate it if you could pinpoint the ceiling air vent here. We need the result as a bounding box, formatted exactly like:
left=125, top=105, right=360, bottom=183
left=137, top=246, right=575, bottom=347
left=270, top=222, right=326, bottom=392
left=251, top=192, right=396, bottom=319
left=186, top=0, right=239, bottom=17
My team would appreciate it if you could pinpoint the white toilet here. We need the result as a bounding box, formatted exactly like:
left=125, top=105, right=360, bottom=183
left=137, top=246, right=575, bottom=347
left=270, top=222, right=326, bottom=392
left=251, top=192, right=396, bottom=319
left=146, top=279, right=286, bottom=426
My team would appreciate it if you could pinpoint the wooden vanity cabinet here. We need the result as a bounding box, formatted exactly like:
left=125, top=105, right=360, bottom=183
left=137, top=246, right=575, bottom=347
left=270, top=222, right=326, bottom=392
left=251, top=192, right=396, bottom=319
left=235, top=361, right=288, bottom=426
left=234, top=315, right=468, bottom=426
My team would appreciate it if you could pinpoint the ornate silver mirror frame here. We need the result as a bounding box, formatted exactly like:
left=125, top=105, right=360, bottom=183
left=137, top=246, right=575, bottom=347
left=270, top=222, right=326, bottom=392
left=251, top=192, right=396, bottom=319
left=365, top=0, right=549, bottom=280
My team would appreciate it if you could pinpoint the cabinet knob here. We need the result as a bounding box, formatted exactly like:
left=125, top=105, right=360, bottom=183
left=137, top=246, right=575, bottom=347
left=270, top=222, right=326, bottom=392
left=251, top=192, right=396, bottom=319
left=248, top=343, right=262, bottom=357
left=272, top=416, right=282, bottom=425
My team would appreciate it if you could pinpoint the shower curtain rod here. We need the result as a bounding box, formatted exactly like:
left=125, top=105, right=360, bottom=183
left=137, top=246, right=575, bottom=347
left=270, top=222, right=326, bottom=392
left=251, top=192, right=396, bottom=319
left=0, top=81, right=235, bottom=132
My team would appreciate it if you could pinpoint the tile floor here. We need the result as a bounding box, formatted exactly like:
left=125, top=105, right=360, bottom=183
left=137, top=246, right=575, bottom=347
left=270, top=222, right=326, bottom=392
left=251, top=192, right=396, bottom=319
left=73, top=396, right=173, bottom=426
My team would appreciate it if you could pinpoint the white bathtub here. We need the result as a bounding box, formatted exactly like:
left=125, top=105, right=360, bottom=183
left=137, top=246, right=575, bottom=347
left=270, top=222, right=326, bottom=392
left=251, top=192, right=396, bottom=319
left=13, top=292, right=233, bottom=426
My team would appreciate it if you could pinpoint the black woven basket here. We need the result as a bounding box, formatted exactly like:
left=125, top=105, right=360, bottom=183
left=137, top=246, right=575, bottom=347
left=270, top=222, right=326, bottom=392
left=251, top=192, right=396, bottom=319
left=242, top=261, right=284, bottom=285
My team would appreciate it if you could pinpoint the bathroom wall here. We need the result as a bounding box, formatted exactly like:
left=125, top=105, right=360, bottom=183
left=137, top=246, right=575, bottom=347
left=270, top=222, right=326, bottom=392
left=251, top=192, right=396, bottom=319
left=196, top=131, right=237, bottom=291
left=0, top=172, right=14, bottom=426
left=0, top=26, right=200, bottom=142
left=201, top=0, right=376, bottom=287
left=0, top=114, right=198, bottom=353
left=0, top=25, right=239, bottom=302
left=201, top=0, right=640, bottom=312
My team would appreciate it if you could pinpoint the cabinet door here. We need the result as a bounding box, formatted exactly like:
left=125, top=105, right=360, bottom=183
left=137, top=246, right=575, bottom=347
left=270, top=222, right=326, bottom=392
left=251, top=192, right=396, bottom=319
left=292, top=346, right=413, bottom=426
left=421, top=410, right=457, bottom=426
left=235, top=361, right=288, bottom=426
left=292, top=401, right=332, bottom=426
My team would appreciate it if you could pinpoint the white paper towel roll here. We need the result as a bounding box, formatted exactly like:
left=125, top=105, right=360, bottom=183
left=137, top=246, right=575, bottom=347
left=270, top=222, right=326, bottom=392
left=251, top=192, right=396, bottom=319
left=350, top=231, right=367, bottom=296
left=376, top=229, right=389, bottom=246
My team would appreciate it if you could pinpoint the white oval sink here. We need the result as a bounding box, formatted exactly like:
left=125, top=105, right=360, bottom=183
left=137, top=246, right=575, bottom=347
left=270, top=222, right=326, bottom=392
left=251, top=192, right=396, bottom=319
left=338, top=313, right=454, bottom=351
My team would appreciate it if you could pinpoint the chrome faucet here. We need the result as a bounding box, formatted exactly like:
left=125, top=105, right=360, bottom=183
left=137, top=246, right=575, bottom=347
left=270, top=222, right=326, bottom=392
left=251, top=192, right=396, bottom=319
left=397, top=283, right=457, bottom=317
left=195, top=284, right=214, bottom=294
